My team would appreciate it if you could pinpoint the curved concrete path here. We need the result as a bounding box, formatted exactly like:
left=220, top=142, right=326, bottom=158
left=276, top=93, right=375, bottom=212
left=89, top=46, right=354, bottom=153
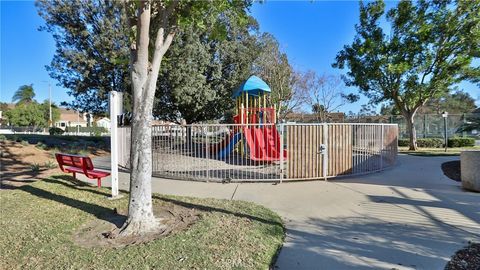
left=83, top=154, right=480, bottom=270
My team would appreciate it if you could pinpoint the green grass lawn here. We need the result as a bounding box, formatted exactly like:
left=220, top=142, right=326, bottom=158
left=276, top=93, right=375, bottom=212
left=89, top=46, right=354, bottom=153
left=399, top=146, right=480, bottom=156
left=0, top=176, right=284, bottom=270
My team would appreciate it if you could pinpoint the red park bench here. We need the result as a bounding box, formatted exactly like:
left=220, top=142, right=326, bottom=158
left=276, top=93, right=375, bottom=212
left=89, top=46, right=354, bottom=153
left=55, top=153, right=110, bottom=188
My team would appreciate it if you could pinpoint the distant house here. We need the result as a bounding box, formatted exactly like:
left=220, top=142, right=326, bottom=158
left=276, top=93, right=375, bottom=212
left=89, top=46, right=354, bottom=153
left=55, top=108, right=88, bottom=130
left=284, top=112, right=346, bottom=123
left=95, top=117, right=110, bottom=130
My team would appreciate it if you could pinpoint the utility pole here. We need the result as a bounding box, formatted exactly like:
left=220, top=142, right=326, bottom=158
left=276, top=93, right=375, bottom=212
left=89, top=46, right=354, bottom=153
left=42, top=80, right=53, bottom=128
left=49, top=82, right=52, bottom=127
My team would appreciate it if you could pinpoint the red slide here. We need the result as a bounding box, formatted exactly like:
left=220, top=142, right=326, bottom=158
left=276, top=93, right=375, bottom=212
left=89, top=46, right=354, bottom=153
left=243, top=125, right=287, bottom=161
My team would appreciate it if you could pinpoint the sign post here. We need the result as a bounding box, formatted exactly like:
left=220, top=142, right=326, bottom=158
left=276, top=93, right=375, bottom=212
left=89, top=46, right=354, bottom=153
left=109, top=91, right=123, bottom=198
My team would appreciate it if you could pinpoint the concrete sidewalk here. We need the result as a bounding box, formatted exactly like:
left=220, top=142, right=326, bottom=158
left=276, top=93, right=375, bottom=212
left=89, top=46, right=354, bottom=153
left=82, top=154, right=480, bottom=270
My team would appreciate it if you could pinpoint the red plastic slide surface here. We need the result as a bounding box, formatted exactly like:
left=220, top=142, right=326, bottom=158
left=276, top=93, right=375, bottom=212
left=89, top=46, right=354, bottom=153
left=243, top=126, right=287, bottom=161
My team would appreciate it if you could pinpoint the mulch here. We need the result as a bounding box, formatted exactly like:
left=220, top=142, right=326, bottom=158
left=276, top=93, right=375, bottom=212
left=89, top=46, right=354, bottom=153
left=445, top=242, right=480, bottom=270
left=441, top=160, right=461, bottom=182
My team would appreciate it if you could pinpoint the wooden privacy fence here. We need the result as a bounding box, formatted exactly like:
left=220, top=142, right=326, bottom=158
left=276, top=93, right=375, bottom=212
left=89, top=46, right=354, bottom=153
left=117, top=123, right=398, bottom=182
left=285, top=123, right=397, bottom=180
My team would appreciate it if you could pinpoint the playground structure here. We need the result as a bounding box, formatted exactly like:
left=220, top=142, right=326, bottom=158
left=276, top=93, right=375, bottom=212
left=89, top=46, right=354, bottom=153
left=212, top=76, right=287, bottom=162
left=117, top=76, right=399, bottom=182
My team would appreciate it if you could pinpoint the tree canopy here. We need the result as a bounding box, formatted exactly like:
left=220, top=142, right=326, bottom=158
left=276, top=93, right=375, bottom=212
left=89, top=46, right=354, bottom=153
left=36, top=0, right=130, bottom=114
left=333, top=0, right=480, bottom=150
left=381, top=90, right=477, bottom=115
left=253, top=33, right=294, bottom=120
left=155, top=16, right=260, bottom=123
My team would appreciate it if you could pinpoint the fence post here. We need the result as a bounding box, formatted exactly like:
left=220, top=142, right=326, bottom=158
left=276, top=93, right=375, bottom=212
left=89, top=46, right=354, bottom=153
left=323, top=123, right=328, bottom=181
left=205, top=126, right=209, bottom=182
left=380, top=124, right=384, bottom=170
left=279, top=123, right=284, bottom=184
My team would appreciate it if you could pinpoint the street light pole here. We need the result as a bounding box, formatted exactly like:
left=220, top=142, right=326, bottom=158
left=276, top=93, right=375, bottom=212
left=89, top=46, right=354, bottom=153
left=48, top=82, right=52, bottom=127
left=41, top=80, right=53, bottom=128
left=442, top=111, right=448, bottom=152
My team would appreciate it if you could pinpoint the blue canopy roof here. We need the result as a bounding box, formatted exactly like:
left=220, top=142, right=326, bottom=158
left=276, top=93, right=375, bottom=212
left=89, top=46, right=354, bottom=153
left=232, top=75, right=271, bottom=98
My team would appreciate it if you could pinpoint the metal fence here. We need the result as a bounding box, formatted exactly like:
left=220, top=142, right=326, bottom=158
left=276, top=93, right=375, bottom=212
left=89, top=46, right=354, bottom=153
left=118, top=123, right=398, bottom=182
left=345, top=113, right=480, bottom=139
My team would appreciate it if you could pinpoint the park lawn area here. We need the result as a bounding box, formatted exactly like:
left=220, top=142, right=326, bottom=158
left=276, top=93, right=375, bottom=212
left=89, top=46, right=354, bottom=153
left=399, top=146, right=480, bottom=156
left=0, top=176, right=284, bottom=270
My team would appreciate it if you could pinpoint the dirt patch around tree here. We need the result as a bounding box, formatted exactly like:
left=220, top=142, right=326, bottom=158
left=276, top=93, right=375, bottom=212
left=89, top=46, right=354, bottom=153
left=445, top=242, right=480, bottom=270
left=441, top=160, right=461, bottom=182
left=73, top=200, right=200, bottom=248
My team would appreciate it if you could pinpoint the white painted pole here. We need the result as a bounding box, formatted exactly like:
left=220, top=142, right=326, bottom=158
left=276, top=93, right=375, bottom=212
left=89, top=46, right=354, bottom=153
left=109, top=91, right=119, bottom=198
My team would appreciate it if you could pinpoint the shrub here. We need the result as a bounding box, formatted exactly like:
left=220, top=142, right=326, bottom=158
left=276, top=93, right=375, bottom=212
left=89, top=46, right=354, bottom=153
left=20, top=140, right=29, bottom=146
left=0, top=134, right=6, bottom=141
left=49, top=127, right=64, bottom=135
left=398, top=139, right=409, bottom=147
left=36, top=142, right=48, bottom=150
left=44, top=160, right=57, bottom=169
left=417, top=138, right=444, bottom=148
left=12, top=135, right=22, bottom=142
left=398, top=138, right=444, bottom=148
left=447, top=137, right=475, bottom=148
left=65, top=126, right=108, bottom=134
left=30, top=163, right=40, bottom=172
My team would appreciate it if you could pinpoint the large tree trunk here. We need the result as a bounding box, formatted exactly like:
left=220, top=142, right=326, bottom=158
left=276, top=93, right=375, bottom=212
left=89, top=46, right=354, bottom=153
left=120, top=107, right=159, bottom=234
left=115, top=0, right=175, bottom=237
left=404, top=112, right=418, bottom=151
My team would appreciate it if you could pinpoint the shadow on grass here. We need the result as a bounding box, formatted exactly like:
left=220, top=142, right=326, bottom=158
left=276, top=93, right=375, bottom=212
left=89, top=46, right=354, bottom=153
left=155, top=196, right=283, bottom=228
left=44, top=175, right=111, bottom=197
left=2, top=176, right=125, bottom=228
left=4, top=176, right=282, bottom=231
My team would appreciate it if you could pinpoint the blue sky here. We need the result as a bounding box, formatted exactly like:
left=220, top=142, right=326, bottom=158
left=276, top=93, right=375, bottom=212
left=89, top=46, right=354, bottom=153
left=1, top=1, right=479, bottom=113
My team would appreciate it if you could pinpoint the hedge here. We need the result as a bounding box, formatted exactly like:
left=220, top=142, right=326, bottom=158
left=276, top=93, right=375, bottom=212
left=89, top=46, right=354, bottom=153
left=398, top=137, right=475, bottom=148
left=65, top=126, right=108, bottom=134
left=49, top=127, right=64, bottom=135
left=447, top=137, right=475, bottom=147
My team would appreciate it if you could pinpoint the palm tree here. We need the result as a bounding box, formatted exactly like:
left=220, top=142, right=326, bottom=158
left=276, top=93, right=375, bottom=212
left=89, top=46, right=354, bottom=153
left=12, top=84, right=35, bottom=104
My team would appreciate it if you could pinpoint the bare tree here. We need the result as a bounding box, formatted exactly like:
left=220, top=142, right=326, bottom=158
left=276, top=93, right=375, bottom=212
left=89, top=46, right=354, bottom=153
left=276, top=70, right=309, bottom=119
left=300, top=71, right=357, bottom=122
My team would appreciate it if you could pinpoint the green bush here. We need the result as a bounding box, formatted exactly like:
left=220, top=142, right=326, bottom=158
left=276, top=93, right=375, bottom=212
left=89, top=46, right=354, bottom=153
left=65, top=126, right=108, bottom=134
left=36, top=142, right=48, bottom=150
left=398, top=138, right=444, bottom=148
left=398, top=139, right=409, bottom=147
left=0, top=134, right=6, bottom=141
left=418, top=138, right=444, bottom=148
left=447, top=137, right=475, bottom=147
left=49, top=127, right=64, bottom=135
left=20, top=140, right=29, bottom=146
left=44, top=160, right=57, bottom=169
left=12, top=135, right=22, bottom=142
left=30, top=163, right=40, bottom=172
